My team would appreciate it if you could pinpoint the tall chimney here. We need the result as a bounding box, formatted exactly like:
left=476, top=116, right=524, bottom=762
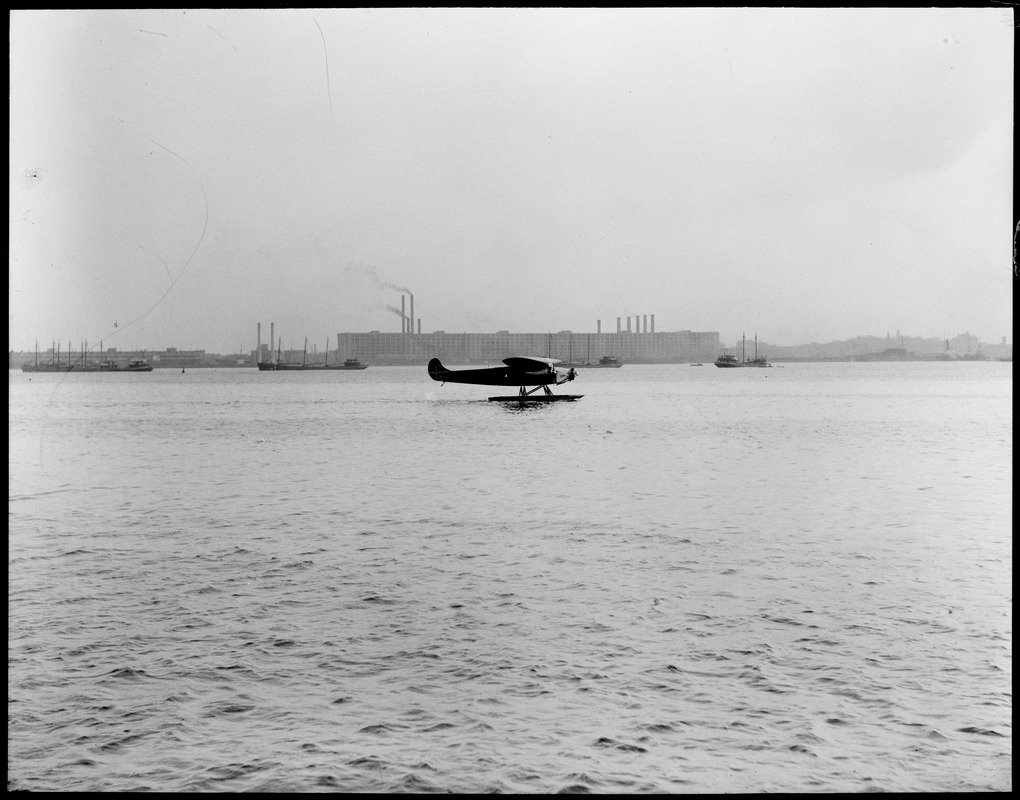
left=270, top=323, right=274, bottom=360
left=409, top=294, right=414, bottom=336
left=257, top=322, right=261, bottom=363
left=627, top=316, right=632, bottom=333
left=401, top=295, right=407, bottom=334
left=597, top=320, right=601, bottom=334
left=643, top=315, right=647, bottom=333
left=651, top=314, right=655, bottom=333
left=617, top=317, right=621, bottom=333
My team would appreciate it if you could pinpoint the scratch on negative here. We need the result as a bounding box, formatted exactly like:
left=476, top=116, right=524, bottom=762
left=313, top=17, right=334, bottom=117
left=117, top=140, right=210, bottom=333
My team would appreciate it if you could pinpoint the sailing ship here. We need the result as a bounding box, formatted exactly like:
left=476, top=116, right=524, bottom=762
left=21, top=341, right=73, bottom=373
left=560, top=333, right=623, bottom=368
left=715, top=334, right=771, bottom=368
left=258, top=337, right=368, bottom=371
left=21, top=340, right=152, bottom=373
left=744, top=334, right=771, bottom=367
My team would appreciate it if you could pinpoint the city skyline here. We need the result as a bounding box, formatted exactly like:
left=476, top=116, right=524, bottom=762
left=9, top=9, right=1013, bottom=355
left=10, top=324, right=1009, bottom=362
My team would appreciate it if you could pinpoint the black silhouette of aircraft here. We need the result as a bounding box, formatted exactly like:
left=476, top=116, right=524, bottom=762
left=427, top=356, right=581, bottom=402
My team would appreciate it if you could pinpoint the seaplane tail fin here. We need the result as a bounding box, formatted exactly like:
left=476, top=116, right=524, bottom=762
left=427, top=358, right=446, bottom=382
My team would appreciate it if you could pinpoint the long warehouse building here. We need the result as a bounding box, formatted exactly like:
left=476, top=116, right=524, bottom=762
left=336, top=328, right=721, bottom=365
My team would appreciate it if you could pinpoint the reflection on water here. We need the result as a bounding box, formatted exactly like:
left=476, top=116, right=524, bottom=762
left=8, top=363, right=1012, bottom=792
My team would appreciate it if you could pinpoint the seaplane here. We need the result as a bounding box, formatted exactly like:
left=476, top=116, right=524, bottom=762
left=427, top=356, right=582, bottom=402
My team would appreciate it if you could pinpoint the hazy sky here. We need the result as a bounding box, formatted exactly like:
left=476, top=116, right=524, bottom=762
left=9, top=8, right=1014, bottom=353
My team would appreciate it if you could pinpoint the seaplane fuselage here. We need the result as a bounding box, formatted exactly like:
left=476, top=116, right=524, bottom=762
left=427, top=356, right=576, bottom=387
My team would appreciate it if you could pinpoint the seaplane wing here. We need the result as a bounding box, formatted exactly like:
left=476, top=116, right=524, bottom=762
left=427, top=356, right=580, bottom=401
left=501, top=356, right=560, bottom=371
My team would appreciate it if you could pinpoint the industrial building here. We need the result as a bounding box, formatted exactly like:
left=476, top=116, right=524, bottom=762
left=257, top=311, right=723, bottom=366
left=336, top=326, right=721, bottom=365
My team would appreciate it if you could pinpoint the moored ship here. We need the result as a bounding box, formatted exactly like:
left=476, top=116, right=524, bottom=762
left=256, top=334, right=368, bottom=371
left=560, top=335, right=623, bottom=368
left=589, top=355, right=623, bottom=368
left=715, top=334, right=771, bottom=368
left=258, top=358, right=368, bottom=371
left=21, top=341, right=153, bottom=373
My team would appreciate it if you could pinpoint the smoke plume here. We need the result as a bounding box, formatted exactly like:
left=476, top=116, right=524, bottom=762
left=346, top=264, right=411, bottom=295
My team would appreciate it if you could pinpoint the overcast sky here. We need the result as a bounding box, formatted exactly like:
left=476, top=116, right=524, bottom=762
left=9, top=8, right=1014, bottom=354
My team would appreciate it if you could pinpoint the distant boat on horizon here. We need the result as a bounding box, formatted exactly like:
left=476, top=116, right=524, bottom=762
left=257, top=337, right=368, bottom=371
left=559, top=334, right=623, bottom=368
left=715, top=334, right=771, bottom=368
left=21, top=340, right=152, bottom=373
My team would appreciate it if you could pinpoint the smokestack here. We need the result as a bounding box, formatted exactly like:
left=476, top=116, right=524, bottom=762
left=401, top=295, right=407, bottom=334
left=409, top=294, right=414, bottom=336
left=597, top=320, right=601, bottom=334
left=651, top=314, right=655, bottom=333
left=627, top=316, right=632, bottom=333
left=617, top=317, right=621, bottom=334
left=257, top=323, right=261, bottom=363
left=270, top=322, right=275, bottom=359
left=643, top=315, right=647, bottom=333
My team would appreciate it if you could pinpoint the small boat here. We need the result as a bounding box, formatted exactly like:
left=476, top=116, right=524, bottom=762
left=125, top=359, right=154, bottom=372
left=714, top=353, right=742, bottom=368
left=691, top=362, right=703, bottom=366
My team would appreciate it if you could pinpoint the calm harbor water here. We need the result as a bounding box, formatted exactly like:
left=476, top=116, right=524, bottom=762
left=8, top=362, right=1012, bottom=792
